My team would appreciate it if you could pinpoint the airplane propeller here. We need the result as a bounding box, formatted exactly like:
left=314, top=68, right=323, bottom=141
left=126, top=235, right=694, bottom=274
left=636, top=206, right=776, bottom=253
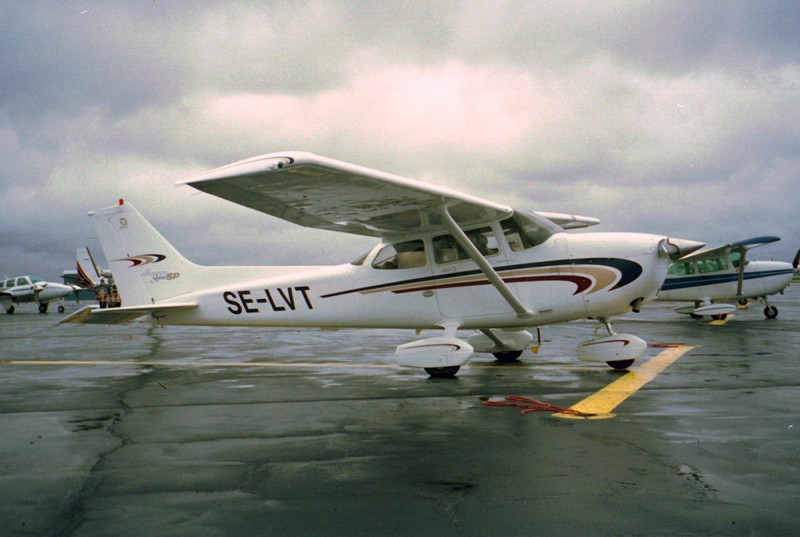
left=793, top=249, right=800, bottom=270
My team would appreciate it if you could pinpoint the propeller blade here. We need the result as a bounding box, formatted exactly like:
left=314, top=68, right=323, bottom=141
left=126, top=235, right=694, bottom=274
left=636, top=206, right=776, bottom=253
left=793, top=249, right=800, bottom=270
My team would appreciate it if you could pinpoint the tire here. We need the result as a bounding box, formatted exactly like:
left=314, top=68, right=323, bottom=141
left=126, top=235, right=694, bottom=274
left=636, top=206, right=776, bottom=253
left=492, top=350, right=523, bottom=363
left=764, top=305, right=778, bottom=319
left=607, top=359, right=634, bottom=370
left=424, top=366, right=460, bottom=378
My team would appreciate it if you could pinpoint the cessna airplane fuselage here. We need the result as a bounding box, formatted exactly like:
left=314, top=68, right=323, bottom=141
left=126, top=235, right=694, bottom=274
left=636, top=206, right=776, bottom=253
left=62, top=151, right=703, bottom=376
left=658, top=237, right=797, bottom=319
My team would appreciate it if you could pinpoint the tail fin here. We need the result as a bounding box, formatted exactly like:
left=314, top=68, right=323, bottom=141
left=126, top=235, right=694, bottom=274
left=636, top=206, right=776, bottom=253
left=76, top=246, right=103, bottom=287
left=90, top=200, right=199, bottom=306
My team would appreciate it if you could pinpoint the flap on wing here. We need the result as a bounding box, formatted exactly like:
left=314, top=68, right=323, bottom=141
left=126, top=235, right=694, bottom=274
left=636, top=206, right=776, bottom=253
left=59, top=302, right=197, bottom=324
left=178, top=151, right=513, bottom=237
left=678, top=236, right=781, bottom=262
left=536, top=211, right=600, bottom=229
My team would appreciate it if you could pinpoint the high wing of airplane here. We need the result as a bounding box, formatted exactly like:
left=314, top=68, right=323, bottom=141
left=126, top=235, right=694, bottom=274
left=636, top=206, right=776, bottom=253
left=658, top=236, right=798, bottom=320
left=1, top=275, right=79, bottom=314
left=61, top=151, right=704, bottom=376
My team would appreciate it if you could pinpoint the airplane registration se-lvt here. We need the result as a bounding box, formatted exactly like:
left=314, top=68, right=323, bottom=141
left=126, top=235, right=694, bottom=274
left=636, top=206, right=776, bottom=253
left=62, top=152, right=705, bottom=377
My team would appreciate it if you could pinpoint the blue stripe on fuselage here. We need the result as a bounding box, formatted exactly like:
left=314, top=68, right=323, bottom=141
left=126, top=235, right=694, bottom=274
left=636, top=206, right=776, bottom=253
left=661, top=269, right=793, bottom=291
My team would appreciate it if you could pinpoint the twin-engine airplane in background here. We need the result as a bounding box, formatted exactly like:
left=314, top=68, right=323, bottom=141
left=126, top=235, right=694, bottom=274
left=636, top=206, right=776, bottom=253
left=62, top=151, right=705, bottom=376
left=658, top=237, right=798, bottom=320
left=1, top=275, right=79, bottom=314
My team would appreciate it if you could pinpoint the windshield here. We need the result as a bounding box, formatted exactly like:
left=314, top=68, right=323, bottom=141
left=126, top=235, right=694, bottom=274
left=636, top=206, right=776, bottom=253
left=502, top=211, right=559, bottom=250
left=350, top=250, right=371, bottom=266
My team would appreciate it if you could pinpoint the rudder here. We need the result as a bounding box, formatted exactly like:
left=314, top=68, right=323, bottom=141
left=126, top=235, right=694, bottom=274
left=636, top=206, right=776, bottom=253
left=90, top=200, right=199, bottom=306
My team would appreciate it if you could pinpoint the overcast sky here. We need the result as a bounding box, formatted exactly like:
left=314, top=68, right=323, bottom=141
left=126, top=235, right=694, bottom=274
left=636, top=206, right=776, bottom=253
left=1, top=0, right=798, bottom=281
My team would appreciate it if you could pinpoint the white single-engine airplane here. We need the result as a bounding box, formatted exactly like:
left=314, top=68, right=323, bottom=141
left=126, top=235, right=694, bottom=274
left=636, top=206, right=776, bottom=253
left=1, top=275, right=79, bottom=314
left=62, top=151, right=705, bottom=376
left=658, top=236, right=798, bottom=320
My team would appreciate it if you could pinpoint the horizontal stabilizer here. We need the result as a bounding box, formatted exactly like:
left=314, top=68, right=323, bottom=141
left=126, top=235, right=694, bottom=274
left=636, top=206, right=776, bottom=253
left=59, top=302, right=197, bottom=324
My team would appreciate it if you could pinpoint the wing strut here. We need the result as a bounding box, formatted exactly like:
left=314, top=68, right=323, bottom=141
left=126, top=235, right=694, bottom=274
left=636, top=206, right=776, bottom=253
left=735, top=246, right=747, bottom=298
left=440, top=205, right=535, bottom=319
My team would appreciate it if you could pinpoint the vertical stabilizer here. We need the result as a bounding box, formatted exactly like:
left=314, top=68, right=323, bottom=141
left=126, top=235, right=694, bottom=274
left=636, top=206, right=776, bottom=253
left=76, top=247, right=103, bottom=287
left=90, top=200, right=199, bottom=306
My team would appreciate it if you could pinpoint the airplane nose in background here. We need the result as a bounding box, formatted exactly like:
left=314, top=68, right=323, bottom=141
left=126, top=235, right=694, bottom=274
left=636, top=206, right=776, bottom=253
left=660, top=238, right=706, bottom=260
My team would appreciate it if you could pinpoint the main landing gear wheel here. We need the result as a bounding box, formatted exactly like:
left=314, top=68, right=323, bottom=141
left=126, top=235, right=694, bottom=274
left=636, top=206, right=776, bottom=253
left=58, top=305, right=65, bottom=313
left=764, top=305, right=778, bottom=319
left=492, top=350, right=523, bottom=363
left=607, top=359, right=634, bottom=370
left=424, top=366, right=460, bottom=378
left=5, top=306, right=14, bottom=315
left=38, top=303, right=48, bottom=313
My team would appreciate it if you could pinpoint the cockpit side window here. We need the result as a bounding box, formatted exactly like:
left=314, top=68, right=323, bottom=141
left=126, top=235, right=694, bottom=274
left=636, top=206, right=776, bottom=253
left=668, top=262, right=695, bottom=276
left=16, top=277, right=29, bottom=286
left=372, top=239, right=427, bottom=270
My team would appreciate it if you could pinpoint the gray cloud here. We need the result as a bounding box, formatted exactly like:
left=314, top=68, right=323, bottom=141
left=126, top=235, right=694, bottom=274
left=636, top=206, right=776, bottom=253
left=1, top=0, right=797, bottom=282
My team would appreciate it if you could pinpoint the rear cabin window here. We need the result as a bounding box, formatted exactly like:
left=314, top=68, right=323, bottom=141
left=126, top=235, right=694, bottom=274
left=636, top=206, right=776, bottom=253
left=372, top=240, right=427, bottom=270
left=433, top=226, right=499, bottom=264
left=697, top=257, right=728, bottom=273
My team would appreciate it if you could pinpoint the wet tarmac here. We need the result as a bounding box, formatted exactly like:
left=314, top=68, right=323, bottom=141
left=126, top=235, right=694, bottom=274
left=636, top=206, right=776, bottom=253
left=1, top=285, right=798, bottom=536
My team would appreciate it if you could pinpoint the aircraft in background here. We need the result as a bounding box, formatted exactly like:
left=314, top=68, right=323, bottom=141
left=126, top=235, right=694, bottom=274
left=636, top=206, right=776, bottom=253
left=62, top=151, right=704, bottom=376
left=657, top=236, right=798, bottom=320
left=75, top=246, right=110, bottom=288
left=1, top=275, right=80, bottom=314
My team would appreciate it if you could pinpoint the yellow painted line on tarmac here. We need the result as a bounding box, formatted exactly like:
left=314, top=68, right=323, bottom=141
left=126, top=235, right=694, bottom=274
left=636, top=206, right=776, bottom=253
left=554, top=344, right=696, bottom=420
left=0, top=360, right=395, bottom=369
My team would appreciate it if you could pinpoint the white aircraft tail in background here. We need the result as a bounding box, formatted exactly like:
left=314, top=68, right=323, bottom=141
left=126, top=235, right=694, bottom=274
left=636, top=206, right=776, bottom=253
left=75, top=246, right=105, bottom=288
